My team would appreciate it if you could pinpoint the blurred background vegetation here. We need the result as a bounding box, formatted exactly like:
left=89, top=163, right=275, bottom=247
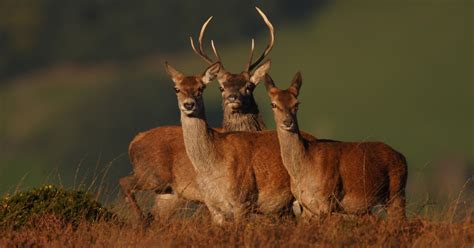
left=0, top=0, right=472, bottom=213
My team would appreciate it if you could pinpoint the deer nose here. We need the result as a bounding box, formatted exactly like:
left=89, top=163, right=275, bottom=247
left=183, top=102, right=195, bottom=110
left=227, top=94, right=238, bottom=102
left=283, top=119, right=294, bottom=128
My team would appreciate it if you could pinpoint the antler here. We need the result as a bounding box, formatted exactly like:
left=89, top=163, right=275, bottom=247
left=211, top=40, right=222, bottom=62
left=190, top=16, right=219, bottom=65
left=191, top=7, right=273, bottom=71
left=246, top=7, right=275, bottom=72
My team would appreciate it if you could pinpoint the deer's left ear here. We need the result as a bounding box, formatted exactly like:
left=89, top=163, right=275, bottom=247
left=202, top=62, right=221, bottom=84
left=264, top=74, right=277, bottom=94
left=250, top=60, right=271, bottom=85
left=164, top=62, right=185, bottom=84
left=288, top=71, right=302, bottom=97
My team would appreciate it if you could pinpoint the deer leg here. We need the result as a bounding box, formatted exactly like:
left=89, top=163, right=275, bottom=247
left=119, top=175, right=146, bottom=222
left=292, top=200, right=303, bottom=219
left=298, top=198, right=331, bottom=223
left=387, top=189, right=406, bottom=220
left=207, top=206, right=226, bottom=225
left=387, top=168, right=407, bottom=220
left=232, top=203, right=250, bottom=223
left=152, top=193, right=190, bottom=220
left=340, top=194, right=371, bottom=215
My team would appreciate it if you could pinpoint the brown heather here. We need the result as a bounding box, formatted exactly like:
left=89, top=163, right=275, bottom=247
left=1, top=212, right=472, bottom=247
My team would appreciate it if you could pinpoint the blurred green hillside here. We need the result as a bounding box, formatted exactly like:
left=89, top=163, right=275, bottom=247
left=0, top=1, right=472, bottom=207
left=0, top=0, right=318, bottom=80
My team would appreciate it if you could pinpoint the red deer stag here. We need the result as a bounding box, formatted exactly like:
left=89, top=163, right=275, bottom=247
left=264, top=72, right=408, bottom=221
left=190, top=7, right=274, bottom=132
left=119, top=7, right=275, bottom=222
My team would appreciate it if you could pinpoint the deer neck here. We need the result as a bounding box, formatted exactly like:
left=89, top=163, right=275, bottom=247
left=180, top=109, right=217, bottom=174
left=222, top=97, right=266, bottom=132
left=276, top=123, right=307, bottom=181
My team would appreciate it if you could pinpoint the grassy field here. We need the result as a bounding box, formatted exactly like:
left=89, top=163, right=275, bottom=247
left=1, top=210, right=473, bottom=247
left=1, top=184, right=472, bottom=247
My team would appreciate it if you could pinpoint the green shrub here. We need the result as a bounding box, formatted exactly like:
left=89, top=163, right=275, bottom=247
left=0, top=185, right=114, bottom=229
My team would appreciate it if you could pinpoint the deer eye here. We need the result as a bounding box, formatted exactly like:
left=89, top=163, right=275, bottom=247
left=293, top=103, right=300, bottom=111
left=174, top=87, right=180, bottom=93
left=271, top=103, right=277, bottom=109
left=219, top=86, right=224, bottom=92
left=246, top=83, right=255, bottom=92
left=195, top=87, right=205, bottom=97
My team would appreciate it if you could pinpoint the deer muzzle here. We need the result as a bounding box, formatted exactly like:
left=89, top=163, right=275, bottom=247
left=181, top=99, right=197, bottom=114
left=281, top=118, right=295, bottom=131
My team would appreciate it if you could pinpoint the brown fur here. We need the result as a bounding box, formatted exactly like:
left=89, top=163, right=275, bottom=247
left=119, top=61, right=270, bottom=221
left=220, top=73, right=266, bottom=132
left=264, top=73, right=408, bottom=221
left=217, top=62, right=270, bottom=131
left=166, top=62, right=318, bottom=224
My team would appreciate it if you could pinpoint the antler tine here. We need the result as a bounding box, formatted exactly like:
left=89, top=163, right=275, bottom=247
left=198, top=16, right=213, bottom=58
left=211, top=40, right=221, bottom=62
left=244, top=38, right=255, bottom=72
left=190, top=16, right=214, bottom=64
left=248, top=7, right=275, bottom=71
left=190, top=37, right=212, bottom=64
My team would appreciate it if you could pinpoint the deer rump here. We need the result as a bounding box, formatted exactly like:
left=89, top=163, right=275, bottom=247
left=290, top=139, right=407, bottom=217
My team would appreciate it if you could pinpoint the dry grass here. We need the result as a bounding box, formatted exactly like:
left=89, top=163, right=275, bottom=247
left=1, top=209, right=472, bottom=247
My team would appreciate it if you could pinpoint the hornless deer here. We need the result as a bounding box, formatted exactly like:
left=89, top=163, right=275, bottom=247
left=264, top=72, right=408, bottom=221
left=119, top=7, right=274, bottom=222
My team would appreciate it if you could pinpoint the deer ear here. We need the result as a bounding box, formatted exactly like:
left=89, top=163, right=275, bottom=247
left=216, top=67, right=230, bottom=83
left=164, top=62, right=185, bottom=84
left=202, top=62, right=221, bottom=84
left=288, top=71, right=302, bottom=97
left=250, top=59, right=271, bottom=85
left=264, top=73, right=277, bottom=94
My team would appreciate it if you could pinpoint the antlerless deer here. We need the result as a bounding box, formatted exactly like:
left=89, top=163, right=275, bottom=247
left=264, top=72, right=408, bottom=221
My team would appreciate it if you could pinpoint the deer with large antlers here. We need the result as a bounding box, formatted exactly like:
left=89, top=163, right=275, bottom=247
left=264, top=72, right=408, bottom=221
left=119, top=7, right=277, bottom=222
left=190, top=7, right=274, bottom=132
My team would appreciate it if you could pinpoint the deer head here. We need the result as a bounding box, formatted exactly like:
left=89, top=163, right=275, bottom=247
left=190, top=7, right=274, bottom=113
left=264, top=72, right=302, bottom=132
left=164, top=61, right=221, bottom=117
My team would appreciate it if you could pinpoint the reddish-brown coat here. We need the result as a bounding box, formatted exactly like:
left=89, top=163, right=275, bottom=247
left=119, top=61, right=271, bottom=221
left=265, top=72, right=408, bottom=220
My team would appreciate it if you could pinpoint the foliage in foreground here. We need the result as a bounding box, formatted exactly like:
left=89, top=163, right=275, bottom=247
left=0, top=185, right=114, bottom=229
left=0, top=185, right=472, bottom=246
left=0, top=211, right=473, bottom=247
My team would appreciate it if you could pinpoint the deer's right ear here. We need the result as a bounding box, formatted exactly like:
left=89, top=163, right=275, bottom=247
left=264, top=74, right=277, bottom=94
left=250, top=60, right=271, bottom=85
left=288, top=71, right=302, bottom=97
left=202, top=62, right=221, bottom=84
left=164, top=62, right=184, bottom=84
